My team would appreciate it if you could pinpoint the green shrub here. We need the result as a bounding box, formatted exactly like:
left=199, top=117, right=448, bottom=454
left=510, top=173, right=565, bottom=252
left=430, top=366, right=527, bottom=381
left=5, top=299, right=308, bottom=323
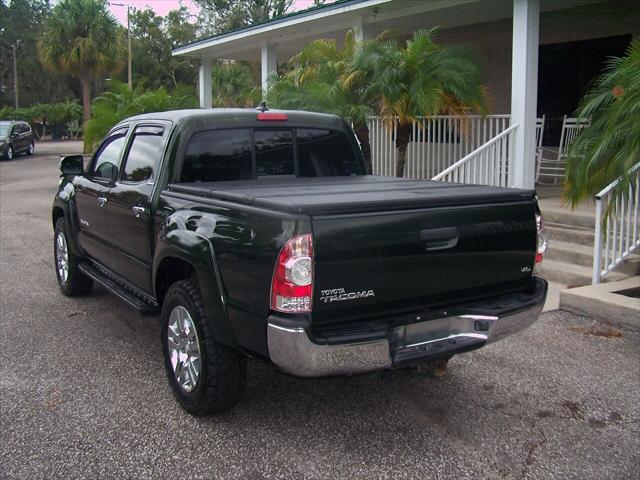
left=84, top=81, right=197, bottom=151
left=0, top=101, right=83, bottom=136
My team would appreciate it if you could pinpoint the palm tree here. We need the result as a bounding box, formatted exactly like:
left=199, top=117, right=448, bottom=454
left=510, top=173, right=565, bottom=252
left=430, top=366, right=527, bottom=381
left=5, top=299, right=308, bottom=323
left=347, top=28, right=486, bottom=177
left=211, top=61, right=261, bottom=107
left=84, top=81, right=197, bottom=150
left=564, top=39, right=640, bottom=210
left=38, top=0, right=125, bottom=127
left=267, top=31, right=377, bottom=169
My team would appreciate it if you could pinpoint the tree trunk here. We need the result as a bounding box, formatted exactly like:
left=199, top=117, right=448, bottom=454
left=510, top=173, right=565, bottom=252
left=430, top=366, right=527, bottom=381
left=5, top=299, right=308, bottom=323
left=354, top=124, right=372, bottom=173
left=395, top=123, right=412, bottom=177
left=80, top=77, right=91, bottom=125
left=80, top=77, right=91, bottom=154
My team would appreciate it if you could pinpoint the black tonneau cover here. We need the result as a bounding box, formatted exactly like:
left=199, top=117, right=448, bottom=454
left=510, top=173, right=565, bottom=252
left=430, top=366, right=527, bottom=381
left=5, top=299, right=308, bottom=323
left=166, top=176, right=535, bottom=215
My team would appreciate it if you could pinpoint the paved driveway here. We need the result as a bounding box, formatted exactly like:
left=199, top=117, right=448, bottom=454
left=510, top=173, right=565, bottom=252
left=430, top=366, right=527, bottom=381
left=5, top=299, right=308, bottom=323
left=1, top=142, right=638, bottom=479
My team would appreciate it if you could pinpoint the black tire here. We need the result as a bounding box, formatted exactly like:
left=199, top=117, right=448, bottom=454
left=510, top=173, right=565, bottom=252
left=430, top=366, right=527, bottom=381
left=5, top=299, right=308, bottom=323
left=26, top=141, right=34, bottom=156
left=161, top=279, right=246, bottom=415
left=54, top=218, right=93, bottom=296
left=5, top=145, right=13, bottom=160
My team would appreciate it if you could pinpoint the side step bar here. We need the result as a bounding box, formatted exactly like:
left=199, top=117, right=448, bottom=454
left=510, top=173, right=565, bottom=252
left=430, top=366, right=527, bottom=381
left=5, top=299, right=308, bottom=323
left=79, top=262, right=160, bottom=315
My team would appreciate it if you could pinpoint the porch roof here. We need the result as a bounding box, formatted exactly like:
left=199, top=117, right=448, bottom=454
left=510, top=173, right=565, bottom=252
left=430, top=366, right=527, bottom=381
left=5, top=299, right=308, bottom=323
left=172, top=0, right=597, bottom=62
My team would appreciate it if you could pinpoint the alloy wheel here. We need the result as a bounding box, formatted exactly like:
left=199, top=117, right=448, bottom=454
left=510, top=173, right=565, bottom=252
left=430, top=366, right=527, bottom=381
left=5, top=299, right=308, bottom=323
left=167, top=305, right=202, bottom=393
left=55, top=232, right=69, bottom=283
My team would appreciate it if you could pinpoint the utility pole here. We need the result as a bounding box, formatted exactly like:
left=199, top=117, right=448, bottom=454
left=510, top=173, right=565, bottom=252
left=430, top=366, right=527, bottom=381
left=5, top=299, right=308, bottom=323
left=127, top=4, right=132, bottom=89
left=12, top=40, right=21, bottom=109
left=110, top=2, right=132, bottom=89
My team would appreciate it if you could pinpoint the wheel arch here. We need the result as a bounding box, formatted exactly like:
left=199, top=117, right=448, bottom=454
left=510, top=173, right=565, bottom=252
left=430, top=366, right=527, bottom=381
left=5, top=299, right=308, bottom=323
left=155, top=256, right=196, bottom=305
left=52, top=206, right=65, bottom=227
left=153, top=228, right=238, bottom=348
left=52, top=185, right=84, bottom=258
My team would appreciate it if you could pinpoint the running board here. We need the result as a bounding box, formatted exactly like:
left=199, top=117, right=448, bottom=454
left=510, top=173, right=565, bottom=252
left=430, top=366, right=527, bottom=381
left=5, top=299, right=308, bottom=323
left=79, top=262, right=160, bottom=315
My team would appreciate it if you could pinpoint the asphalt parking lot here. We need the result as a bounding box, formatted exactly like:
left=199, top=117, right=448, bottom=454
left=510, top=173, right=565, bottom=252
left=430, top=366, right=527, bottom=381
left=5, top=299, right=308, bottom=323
left=1, top=141, right=639, bottom=479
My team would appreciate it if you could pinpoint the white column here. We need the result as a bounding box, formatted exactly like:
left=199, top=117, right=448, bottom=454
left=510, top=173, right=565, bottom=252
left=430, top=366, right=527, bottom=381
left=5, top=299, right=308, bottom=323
left=261, top=43, right=277, bottom=98
left=352, top=16, right=373, bottom=43
left=510, top=0, right=539, bottom=189
left=199, top=58, right=212, bottom=108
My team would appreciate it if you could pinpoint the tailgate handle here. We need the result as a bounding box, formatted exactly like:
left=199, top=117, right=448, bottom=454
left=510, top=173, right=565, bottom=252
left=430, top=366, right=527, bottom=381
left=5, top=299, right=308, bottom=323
left=420, top=227, right=459, bottom=251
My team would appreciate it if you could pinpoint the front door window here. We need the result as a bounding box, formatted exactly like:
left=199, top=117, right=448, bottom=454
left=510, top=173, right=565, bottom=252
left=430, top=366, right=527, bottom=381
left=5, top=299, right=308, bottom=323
left=91, top=128, right=128, bottom=182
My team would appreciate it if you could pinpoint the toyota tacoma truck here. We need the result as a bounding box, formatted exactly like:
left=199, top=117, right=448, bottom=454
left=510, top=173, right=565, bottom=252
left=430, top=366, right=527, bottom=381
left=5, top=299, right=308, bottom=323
left=52, top=107, right=548, bottom=415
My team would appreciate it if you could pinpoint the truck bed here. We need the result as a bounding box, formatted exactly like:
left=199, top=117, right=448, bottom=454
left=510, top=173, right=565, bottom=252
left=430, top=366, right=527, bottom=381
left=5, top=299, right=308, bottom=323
left=167, top=175, right=538, bottom=326
left=166, top=176, right=536, bottom=215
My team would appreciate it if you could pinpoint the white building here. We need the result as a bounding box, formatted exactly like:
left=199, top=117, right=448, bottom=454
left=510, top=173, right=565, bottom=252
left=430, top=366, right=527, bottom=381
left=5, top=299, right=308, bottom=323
left=172, top=0, right=639, bottom=189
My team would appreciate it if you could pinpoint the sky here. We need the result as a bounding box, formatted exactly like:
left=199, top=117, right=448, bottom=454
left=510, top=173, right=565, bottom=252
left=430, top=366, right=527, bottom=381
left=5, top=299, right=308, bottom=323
left=108, top=1, right=329, bottom=25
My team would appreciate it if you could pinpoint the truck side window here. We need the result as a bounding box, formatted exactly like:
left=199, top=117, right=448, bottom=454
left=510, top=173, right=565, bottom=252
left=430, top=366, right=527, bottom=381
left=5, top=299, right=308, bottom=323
left=298, top=129, right=363, bottom=177
left=92, top=128, right=128, bottom=181
left=255, top=130, right=293, bottom=176
left=182, top=129, right=252, bottom=182
left=121, top=125, right=164, bottom=182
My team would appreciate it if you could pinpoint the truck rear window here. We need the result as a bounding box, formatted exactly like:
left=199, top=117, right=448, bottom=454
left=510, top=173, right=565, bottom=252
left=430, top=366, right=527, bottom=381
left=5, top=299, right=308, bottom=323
left=298, top=129, right=362, bottom=177
left=255, top=130, right=294, bottom=176
left=180, top=127, right=363, bottom=182
left=181, top=129, right=253, bottom=183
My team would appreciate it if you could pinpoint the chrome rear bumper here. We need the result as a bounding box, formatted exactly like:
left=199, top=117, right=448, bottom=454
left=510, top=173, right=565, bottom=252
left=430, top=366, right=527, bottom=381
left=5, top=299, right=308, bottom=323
left=267, top=278, right=547, bottom=378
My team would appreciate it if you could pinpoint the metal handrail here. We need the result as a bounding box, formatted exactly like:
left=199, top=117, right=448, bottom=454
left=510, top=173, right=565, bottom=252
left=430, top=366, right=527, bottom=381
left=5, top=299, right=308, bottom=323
left=592, top=162, right=640, bottom=283
left=594, top=162, right=640, bottom=199
left=432, top=124, right=518, bottom=181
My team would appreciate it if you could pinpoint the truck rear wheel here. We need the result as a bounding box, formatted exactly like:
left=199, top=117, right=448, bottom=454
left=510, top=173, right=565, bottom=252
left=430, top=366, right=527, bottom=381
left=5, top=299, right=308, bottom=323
left=161, top=279, right=246, bottom=415
left=54, top=218, right=93, bottom=296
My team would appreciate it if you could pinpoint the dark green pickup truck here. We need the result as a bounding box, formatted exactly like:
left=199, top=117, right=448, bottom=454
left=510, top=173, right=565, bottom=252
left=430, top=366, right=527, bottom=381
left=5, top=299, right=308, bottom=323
left=52, top=107, right=548, bottom=415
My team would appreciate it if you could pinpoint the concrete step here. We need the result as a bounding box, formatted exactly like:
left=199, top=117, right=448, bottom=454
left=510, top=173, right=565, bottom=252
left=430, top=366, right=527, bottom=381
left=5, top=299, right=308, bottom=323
left=546, top=240, right=639, bottom=275
left=545, top=239, right=593, bottom=267
left=545, top=223, right=594, bottom=246
left=541, top=206, right=595, bottom=229
left=537, top=258, right=627, bottom=287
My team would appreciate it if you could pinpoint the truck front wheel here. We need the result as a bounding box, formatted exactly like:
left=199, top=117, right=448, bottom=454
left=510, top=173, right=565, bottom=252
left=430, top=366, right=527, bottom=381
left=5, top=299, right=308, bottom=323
left=54, top=218, right=93, bottom=296
left=161, top=279, right=246, bottom=415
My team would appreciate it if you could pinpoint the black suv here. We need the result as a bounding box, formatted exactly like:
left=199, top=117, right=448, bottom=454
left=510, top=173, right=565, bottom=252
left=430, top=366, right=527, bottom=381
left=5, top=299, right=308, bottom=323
left=0, top=121, right=35, bottom=159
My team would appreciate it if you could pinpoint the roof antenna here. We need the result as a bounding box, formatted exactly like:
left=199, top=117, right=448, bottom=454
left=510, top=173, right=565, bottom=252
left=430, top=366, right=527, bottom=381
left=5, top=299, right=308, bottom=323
left=256, top=101, right=268, bottom=112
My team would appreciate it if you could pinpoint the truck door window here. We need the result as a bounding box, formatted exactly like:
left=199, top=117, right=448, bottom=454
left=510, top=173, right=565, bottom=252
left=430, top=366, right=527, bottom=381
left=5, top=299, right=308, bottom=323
left=181, top=129, right=252, bottom=182
left=255, top=130, right=294, bottom=176
left=297, top=129, right=363, bottom=177
left=121, top=125, right=164, bottom=182
left=92, top=128, right=128, bottom=181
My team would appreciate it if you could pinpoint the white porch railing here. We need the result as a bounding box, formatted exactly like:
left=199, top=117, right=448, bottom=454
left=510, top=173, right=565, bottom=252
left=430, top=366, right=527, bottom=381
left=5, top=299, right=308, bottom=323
left=431, top=124, right=518, bottom=187
left=592, top=163, right=640, bottom=284
left=367, top=115, right=511, bottom=179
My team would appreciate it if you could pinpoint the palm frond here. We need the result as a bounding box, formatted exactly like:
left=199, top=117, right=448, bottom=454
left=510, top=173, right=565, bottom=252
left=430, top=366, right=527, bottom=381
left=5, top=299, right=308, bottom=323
left=564, top=38, right=640, bottom=210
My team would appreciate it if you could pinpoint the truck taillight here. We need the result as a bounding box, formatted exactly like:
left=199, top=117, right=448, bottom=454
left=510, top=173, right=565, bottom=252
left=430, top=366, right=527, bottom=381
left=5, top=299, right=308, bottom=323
left=271, top=234, right=313, bottom=313
left=534, top=212, right=547, bottom=273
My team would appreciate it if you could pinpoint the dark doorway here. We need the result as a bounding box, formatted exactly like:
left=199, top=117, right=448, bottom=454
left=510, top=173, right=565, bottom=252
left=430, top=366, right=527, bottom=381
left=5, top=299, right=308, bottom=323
left=537, top=34, right=631, bottom=146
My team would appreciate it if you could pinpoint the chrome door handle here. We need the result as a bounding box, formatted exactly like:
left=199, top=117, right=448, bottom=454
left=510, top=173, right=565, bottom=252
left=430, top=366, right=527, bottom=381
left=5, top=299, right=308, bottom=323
left=97, top=196, right=108, bottom=207
left=132, top=206, right=146, bottom=218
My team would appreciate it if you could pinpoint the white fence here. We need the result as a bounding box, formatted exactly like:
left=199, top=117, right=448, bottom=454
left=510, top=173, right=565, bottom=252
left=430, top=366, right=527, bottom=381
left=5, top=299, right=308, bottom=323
left=431, top=124, right=518, bottom=187
left=592, top=163, right=640, bottom=284
left=367, top=115, right=511, bottom=179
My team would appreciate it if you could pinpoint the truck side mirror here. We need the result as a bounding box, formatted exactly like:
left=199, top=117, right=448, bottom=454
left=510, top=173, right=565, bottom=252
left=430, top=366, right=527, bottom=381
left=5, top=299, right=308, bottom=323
left=59, top=155, right=84, bottom=176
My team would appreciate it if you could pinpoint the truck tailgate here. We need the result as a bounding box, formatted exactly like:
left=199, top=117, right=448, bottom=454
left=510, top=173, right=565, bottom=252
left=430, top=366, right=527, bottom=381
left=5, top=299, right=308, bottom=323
left=166, top=176, right=538, bottom=325
left=311, top=196, right=537, bottom=325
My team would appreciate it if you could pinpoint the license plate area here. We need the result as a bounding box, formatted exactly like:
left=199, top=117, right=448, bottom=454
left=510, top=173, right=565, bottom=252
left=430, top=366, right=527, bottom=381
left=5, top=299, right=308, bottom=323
left=391, top=315, right=496, bottom=364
